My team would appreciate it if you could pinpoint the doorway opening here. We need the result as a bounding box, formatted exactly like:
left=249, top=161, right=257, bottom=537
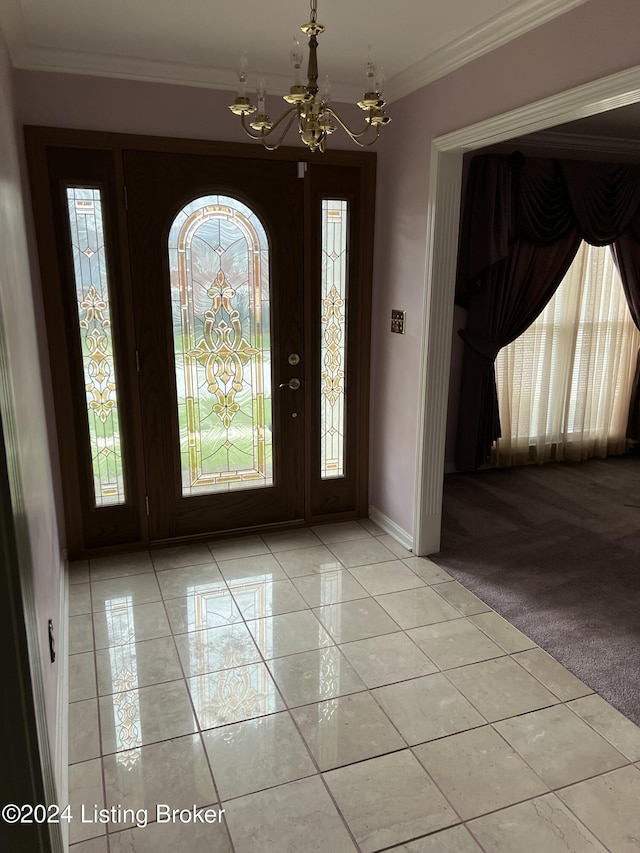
left=413, top=67, right=640, bottom=555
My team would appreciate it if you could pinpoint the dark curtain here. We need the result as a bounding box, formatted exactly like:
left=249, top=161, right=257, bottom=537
left=455, top=154, right=640, bottom=471
left=456, top=233, right=580, bottom=471
left=612, top=232, right=640, bottom=440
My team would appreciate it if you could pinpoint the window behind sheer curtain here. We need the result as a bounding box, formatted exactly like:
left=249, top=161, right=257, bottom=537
left=494, top=242, right=640, bottom=466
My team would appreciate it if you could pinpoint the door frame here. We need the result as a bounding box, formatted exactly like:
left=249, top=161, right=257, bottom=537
left=413, top=64, right=640, bottom=555
left=0, top=307, right=63, bottom=852
left=25, top=127, right=376, bottom=557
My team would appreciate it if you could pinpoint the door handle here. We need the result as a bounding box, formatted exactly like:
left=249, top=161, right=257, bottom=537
left=279, top=378, right=301, bottom=390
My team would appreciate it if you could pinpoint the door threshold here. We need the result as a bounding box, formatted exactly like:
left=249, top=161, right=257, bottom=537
left=69, top=513, right=368, bottom=560
left=150, top=518, right=309, bottom=550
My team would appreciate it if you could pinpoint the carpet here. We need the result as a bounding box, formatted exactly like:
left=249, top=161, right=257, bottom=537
left=432, top=456, right=640, bottom=725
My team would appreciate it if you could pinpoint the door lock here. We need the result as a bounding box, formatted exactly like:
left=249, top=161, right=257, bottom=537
left=288, top=353, right=301, bottom=365
left=279, top=378, right=301, bottom=390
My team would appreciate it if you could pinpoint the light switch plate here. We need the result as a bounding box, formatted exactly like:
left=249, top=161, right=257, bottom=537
left=391, top=309, right=406, bottom=334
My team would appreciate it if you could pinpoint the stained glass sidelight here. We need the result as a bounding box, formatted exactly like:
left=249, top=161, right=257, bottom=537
left=320, top=200, right=348, bottom=479
left=66, top=186, right=125, bottom=507
left=168, top=195, right=272, bottom=496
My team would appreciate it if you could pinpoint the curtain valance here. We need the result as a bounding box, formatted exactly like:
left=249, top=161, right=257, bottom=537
left=458, top=154, right=640, bottom=305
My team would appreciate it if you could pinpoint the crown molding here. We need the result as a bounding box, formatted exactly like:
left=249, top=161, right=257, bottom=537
left=3, top=0, right=589, bottom=105
left=10, top=44, right=275, bottom=93
left=0, top=0, right=361, bottom=99
left=386, top=0, right=589, bottom=103
left=435, top=65, right=640, bottom=152
left=7, top=43, right=361, bottom=102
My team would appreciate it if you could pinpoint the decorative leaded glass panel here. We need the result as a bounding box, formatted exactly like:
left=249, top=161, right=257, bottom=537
left=168, top=195, right=272, bottom=496
left=321, top=200, right=348, bottom=479
left=66, top=186, right=125, bottom=507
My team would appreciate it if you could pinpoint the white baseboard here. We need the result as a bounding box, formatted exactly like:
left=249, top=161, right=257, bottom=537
left=55, top=549, right=69, bottom=852
left=368, top=505, right=414, bottom=552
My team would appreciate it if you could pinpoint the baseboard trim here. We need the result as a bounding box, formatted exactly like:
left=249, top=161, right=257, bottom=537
left=55, top=550, right=69, bottom=852
left=368, top=506, right=414, bottom=552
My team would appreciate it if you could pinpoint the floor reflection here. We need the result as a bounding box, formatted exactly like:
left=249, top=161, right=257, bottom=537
left=105, top=596, right=142, bottom=767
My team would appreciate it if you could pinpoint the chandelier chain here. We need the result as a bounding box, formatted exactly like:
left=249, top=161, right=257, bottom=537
left=227, top=0, right=390, bottom=152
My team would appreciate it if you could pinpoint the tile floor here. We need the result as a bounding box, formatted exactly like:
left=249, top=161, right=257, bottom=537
left=67, top=520, right=640, bottom=852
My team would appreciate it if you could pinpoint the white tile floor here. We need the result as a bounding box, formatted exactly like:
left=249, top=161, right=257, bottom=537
left=67, top=521, right=640, bottom=852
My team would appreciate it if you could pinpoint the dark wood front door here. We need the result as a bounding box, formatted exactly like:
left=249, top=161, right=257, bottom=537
left=125, top=151, right=305, bottom=540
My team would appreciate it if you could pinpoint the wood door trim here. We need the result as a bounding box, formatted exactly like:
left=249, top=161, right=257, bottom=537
left=24, top=142, right=145, bottom=552
left=24, top=125, right=376, bottom=169
left=113, top=148, right=150, bottom=543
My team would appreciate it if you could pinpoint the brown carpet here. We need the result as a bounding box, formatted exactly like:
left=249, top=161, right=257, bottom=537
left=432, top=456, right=640, bottom=725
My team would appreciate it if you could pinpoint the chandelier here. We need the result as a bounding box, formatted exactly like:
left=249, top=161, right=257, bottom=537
left=228, top=0, right=391, bottom=153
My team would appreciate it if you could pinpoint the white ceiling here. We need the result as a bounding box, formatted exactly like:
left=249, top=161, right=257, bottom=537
left=0, top=0, right=588, bottom=102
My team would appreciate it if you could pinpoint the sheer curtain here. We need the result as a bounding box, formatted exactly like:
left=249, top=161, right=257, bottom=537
left=494, top=242, right=640, bottom=466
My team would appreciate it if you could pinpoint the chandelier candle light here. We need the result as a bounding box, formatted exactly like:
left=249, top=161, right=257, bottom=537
left=228, top=0, right=391, bottom=152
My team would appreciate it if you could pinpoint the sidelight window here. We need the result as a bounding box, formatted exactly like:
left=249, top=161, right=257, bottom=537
left=66, top=186, right=126, bottom=507
left=320, top=199, right=348, bottom=479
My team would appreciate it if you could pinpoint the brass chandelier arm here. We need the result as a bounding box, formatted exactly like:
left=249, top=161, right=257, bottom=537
left=324, top=108, right=382, bottom=147
left=259, top=110, right=302, bottom=151
left=239, top=105, right=299, bottom=141
left=239, top=113, right=268, bottom=141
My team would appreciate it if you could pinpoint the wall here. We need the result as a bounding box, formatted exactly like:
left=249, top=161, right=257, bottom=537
left=370, top=0, right=640, bottom=535
left=0, top=31, right=62, bottom=758
left=15, top=73, right=246, bottom=139
left=12, top=0, right=640, bottom=542
left=13, top=70, right=364, bottom=142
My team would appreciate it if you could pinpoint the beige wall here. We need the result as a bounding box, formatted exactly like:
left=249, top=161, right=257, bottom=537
left=0, top=28, right=62, bottom=756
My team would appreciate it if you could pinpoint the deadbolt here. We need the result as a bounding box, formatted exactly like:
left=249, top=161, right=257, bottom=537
left=288, top=353, right=301, bottom=365
left=279, top=378, right=301, bottom=390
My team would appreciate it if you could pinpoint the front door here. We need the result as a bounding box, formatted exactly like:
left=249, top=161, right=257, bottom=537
left=125, top=151, right=305, bottom=540
left=27, top=129, right=375, bottom=556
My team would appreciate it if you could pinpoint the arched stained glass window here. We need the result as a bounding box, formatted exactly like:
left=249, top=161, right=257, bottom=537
left=168, top=195, right=273, bottom=496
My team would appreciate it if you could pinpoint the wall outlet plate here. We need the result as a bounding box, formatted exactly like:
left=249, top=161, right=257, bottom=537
left=391, top=309, right=406, bottom=334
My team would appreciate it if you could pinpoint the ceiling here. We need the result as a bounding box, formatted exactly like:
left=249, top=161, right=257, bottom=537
left=0, top=0, right=588, bottom=102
